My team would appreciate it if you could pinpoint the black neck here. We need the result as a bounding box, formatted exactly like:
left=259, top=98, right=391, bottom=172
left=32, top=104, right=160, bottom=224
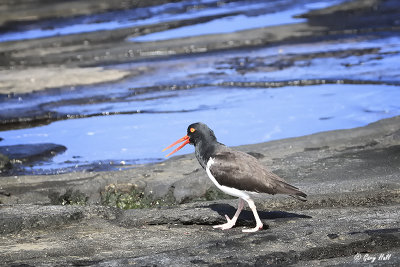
left=194, top=138, right=220, bottom=169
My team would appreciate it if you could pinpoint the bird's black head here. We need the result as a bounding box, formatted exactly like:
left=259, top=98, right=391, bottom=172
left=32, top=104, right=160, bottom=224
left=187, top=122, right=217, bottom=146
left=163, top=122, right=217, bottom=157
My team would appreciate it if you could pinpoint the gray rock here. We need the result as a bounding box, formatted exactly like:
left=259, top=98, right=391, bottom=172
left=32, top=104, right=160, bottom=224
left=0, top=204, right=86, bottom=235
left=172, top=171, right=213, bottom=203
left=0, top=143, right=67, bottom=163
left=0, top=202, right=399, bottom=266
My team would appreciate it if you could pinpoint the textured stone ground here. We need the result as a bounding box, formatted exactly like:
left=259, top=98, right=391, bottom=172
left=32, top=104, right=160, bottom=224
left=1, top=116, right=399, bottom=266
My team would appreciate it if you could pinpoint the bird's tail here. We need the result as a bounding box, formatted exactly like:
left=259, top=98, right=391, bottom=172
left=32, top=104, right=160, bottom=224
left=277, top=181, right=307, bottom=202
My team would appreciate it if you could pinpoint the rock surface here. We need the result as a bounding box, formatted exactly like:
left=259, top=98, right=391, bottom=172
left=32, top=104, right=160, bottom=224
left=0, top=67, right=131, bottom=95
left=0, top=202, right=399, bottom=266
left=1, top=116, right=399, bottom=266
left=0, top=143, right=67, bottom=176
left=0, top=143, right=66, bottom=162
left=0, top=143, right=67, bottom=175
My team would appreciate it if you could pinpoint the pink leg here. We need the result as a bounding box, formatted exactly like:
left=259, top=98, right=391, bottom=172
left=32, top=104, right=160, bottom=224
left=213, top=198, right=245, bottom=230
left=242, top=198, right=263, bottom=233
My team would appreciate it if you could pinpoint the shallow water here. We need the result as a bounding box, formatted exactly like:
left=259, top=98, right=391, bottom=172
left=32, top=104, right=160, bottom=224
left=2, top=82, right=400, bottom=173
left=1, top=0, right=400, bottom=175
left=0, top=0, right=341, bottom=42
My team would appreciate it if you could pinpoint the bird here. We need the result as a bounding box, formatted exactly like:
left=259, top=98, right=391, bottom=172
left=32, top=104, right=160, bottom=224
left=163, top=122, right=306, bottom=232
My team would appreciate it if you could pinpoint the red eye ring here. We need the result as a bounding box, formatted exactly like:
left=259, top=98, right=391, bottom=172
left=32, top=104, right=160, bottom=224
left=190, top=128, right=196, bottom=133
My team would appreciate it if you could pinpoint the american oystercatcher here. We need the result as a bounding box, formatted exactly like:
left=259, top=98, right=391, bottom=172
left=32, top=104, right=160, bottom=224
left=163, top=122, right=307, bottom=232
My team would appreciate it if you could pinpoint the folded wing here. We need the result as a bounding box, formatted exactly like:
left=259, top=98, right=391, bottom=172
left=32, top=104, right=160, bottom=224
left=209, top=147, right=307, bottom=200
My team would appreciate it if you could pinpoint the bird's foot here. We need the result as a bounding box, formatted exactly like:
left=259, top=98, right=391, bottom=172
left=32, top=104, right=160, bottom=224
left=213, top=215, right=236, bottom=230
left=242, top=223, right=263, bottom=233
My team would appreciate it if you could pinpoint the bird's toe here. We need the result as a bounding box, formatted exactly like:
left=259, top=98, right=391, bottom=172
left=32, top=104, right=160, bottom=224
left=242, top=224, right=263, bottom=233
left=213, top=224, right=234, bottom=230
left=213, top=215, right=235, bottom=230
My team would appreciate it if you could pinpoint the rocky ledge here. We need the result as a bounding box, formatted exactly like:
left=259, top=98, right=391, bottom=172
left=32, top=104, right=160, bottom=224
left=0, top=116, right=399, bottom=266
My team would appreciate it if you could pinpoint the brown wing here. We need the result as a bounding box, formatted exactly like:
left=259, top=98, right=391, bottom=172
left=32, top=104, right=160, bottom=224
left=209, top=146, right=306, bottom=198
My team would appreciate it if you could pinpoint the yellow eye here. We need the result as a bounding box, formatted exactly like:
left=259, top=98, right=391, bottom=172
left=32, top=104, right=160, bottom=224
left=190, top=128, right=196, bottom=133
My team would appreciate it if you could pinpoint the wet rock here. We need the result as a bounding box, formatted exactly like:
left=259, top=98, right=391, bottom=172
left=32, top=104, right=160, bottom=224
left=0, top=143, right=66, bottom=163
left=0, top=153, right=11, bottom=172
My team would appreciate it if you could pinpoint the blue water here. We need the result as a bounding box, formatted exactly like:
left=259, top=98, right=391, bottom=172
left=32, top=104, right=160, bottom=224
left=1, top=83, right=399, bottom=173
left=1, top=0, right=400, bottom=174
left=0, top=0, right=343, bottom=43
left=131, top=8, right=306, bottom=42
left=132, top=0, right=347, bottom=42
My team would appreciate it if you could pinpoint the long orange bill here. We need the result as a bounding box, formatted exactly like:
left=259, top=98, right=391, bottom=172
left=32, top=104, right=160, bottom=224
left=162, top=135, right=190, bottom=157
